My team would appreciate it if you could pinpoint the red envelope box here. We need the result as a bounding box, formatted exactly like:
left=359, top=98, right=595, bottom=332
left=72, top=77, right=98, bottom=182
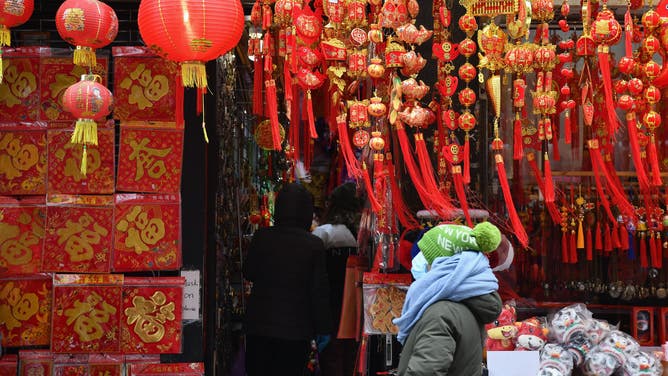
left=53, top=354, right=89, bottom=376
left=129, top=362, right=204, bottom=376
left=112, top=194, right=181, bottom=271
left=40, top=52, right=108, bottom=122
left=116, top=127, right=183, bottom=194
left=0, top=355, right=18, bottom=376
left=43, top=195, right=114, bottom=273
left=0, top=274, right=52, bottom=347
left=46, top=125, right=115, bottom=194
left=112, top=47, right=180, bottom=125
left=89, top=354, right=123, bottom=376
left=0, top=126, right=47, bottom=195
left=0, top=47, right=45, bottom=123
left=0, top=196, right=45, bottom=275
left=18, top=350, right=53, bottom=376
left=124, top=354, right=161, bottom=372
left=51, top=274, right=123, bottom=353
left=121, top=277, right=185, bottom=354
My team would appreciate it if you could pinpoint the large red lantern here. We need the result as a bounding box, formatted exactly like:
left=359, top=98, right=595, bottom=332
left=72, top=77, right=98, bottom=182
left=0, top=0, right=34, bottom=82
left=138, top=0, right=245, bottom=89
left=55, top=0, right=118, bottom=67
left=62, top=74, right=113, bottom=175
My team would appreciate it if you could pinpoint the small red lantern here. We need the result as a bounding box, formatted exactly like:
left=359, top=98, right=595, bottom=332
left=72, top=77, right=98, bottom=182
left=0, top=0, right=33, bottom=46
left=458, top=63, right=477, bottom=83
left=138, top=0, right=245, bottom=88
left=458, top=110, right=476, bottom=132
left=62, top=74, right=113, bottom=175
left=459, top=38, right=477, bottom=57
left=644, top=110, right=662, bottom=130
left=55, top=0, right=118, bottom=67
left=458, top=87, right=477, bottom=107
left=644, top=85, right=661, bottom=104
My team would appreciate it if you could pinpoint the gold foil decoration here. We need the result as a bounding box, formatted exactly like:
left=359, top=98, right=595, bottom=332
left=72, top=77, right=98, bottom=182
left=124, top=291, right=176, bottom=343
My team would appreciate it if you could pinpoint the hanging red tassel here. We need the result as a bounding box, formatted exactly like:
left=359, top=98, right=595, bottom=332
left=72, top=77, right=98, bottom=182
left=452, top=167, right=473, bottom=227
left=283, top=61, right=292, bottom=103
left=336, top=114, right=362, bottom=178
left=290, top=90, right=300, bottom=160
left=586, top=227, right=593, bottom=261
left=656, top=233, right=663, bottom=268
left=612, top=223, right=621, bottom=249
left=650, top=231, right=658, bottom=268
left=589, top=141, right=635, bottom=219
left=620, top=224, right=629, bottom=251
left=564, top=110, right=572, bottom=145
left=544, top=153, right=555, bottom=203
left=513, top=115, right=523, bottom=160
left=265, top=80, right=283, bottom=150
left=175, top=70, right=184, bottom=128
left=551, top=123, right=560, bottom=161
left=627, top=113, right=650, bottom=190
left=604, top=224, right=613, bottom=253
left=570, top=231, right=578, bottom=263
left=640, top=232, right=648, bottom=268
left=306, top=90, right=318, bottom=139
left=562, top=231, right=569, bottom=263
left=527, top=153, right=561, bottom=223
left=253, top=54, right=264, bottom=116
left=463, top=133, right=471, bottom=184
left=415, top=133, right=454, bottom=210
left=387, top=155, right=420, bottom=229
left=648, top=134, right=663, bottom=186
left=496, top=154, right=529, bottom=248
left=598, top=51, right=620, bottom=136
left=595, top=222, right=603, bottom=251
left=361, top=163, right=382, bottom=213
left=624, top=8, right=633, bottom=58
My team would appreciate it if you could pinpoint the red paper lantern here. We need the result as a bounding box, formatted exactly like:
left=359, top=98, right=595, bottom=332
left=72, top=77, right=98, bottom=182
left=138, top=0, right=245, bottom=88
left=55, top=0, right=118, bottom=67
left=62, top=74, right=113, bottom=175
left=0, top=0, right=33, bottom=46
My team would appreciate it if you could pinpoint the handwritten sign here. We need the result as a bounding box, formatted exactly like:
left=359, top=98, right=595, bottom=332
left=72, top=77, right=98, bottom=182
left=180, top=270, right=201, bottom=321
left=487, top=351, right=539, bottom=376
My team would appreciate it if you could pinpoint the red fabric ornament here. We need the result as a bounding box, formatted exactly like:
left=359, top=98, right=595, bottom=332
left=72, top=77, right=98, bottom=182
left=592, top=8, right=622, bottom=136
left=138, top=0, right=244, bottom=88
left=55, top=0, right=118, bottom=67
left=495, top=153, right=529, bottom=248
left=62, top=74, right=113, bottom=175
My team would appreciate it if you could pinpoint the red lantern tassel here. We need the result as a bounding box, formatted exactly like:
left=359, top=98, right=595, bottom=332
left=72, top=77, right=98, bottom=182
left=291, top=87, right=300, bottom=158
left=306, top=90, right=318, bottom=139
left=265, top=80, right=283, bottom=150
left=604, top=224, right=613, bottom=253
left=562, top=232, right=569, bottom=263
left=650, top=231, right=659, bottom=268
left=513, top=115, right=524, bottom=160
left=283, top=60, right=292, bottom=103
left=452, top=168, right=473, bottom=227
left=627, top=113, right=650, bottom=190
left=595, top=222, right=603, bottom=251
left=564, top=110, right=572, bottom=145
left=356, top=336, right=368, bottom=375
left=496, top=154, right=529, bottom=248
left=527, top=153, right=561, bottom=223
left=336, top=115, right=362, bottom=178
left=362, top=163, right=382, bottom=213
left=387, top=155, right=420, bottom=229
left=656, top=234, right=663, bottom=268
left=253, top=57, right=263, bottom=116
left=589, top=142, right=635, bottom=219
left=648, top=133, right=663, bottom=186
left=620, top=224, right=630, bottom=251
left=624, top=9, right=633, bottom=58
left=586, top=227, right=593, bottom=261
left=544, top=153, right=555, bottom=203
left=612, top=223, right=621, bottom=249
left=570, top=231, right=577, bottom=263
left=640, top=233, right=648, bottom=268
left=598, top=51, right=620, bottom=136
left=415, top=133, right=454, bottom=209
left=175, top=70, right=184, bottom=127
left=463, top=132, right=471, bottom=184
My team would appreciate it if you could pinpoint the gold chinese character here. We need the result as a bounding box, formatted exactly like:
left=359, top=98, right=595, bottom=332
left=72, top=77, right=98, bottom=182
left=0, top=282, right=39, bottom=330
left=124, top=291, right=175, bottom=343
left=56, top=213, right=109, bottom=262
left=0, top=222, right=37, bottom=266
left=119, top=64, right=169, bottom=110
left=64, top=291, right=117, bottom=342
left=128, top=138, right=171, bottom=180
left=116, top=206, right=166, bottom=254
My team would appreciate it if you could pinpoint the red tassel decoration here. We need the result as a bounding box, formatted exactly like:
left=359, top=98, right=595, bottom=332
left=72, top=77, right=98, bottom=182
left=283, top=61, right=292, bottom=103
left=656, top=233, right=663, bottom=268
left=265, top=80, right=283, bottom=150
left=336, top=115, right=362, bottom=178
left=650, top=231, right=658, bottom=268
left=648, top=134, right=663, bottom=186
left=415, top=133, right=454, bottom=210
left=640, top=232, right=648, bottom=268
left=564, top=110, right=572, bottom=145
left=387, top=155, right=420, bottom=229
left=570, top=231, right=578, bottom=263
left=586, top=227, right=593, bottom=261
left=290, top=90, right=300, bottom=160
left=627, top=113, right=650, bottom=190
left=463, top=133, right=471, bottom=184
left=598, top=51, right=620, bottom=136
left=527, top=153, right=561, bottom=223
left=544, top=153, right=555, bottom=203
left=175, top=70, right=184, bottom=128
left=595, top=222, right=603, bottom=251
left=612, top=223, right=621, bottom=249
left=361, top=163, right=382, bottom=213
left=551, top=123, right=560, bottom=161
left=253, top=57, right=264, bottom=116
left=604, top=224, right=613, bottom=253
left=624, top=9, right=633, bottom=57
left=306, top=90, right=318, bottom=139
left=513, top=115, right=524, bottom=160
left=452, top=168, right=473, bottom=227
left=496, top=154, right=529, bottom=248
left=589, top=142, right=635, bottom=219
left=620, top=224, right=629, bottom=251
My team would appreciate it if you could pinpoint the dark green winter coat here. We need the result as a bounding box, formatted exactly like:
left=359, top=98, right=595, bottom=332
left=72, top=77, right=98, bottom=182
left=397, top=292, right=502, bottom=376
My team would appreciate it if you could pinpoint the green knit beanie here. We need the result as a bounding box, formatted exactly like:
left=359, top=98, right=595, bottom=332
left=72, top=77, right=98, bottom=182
left=417, top=222, right=502, bottom=265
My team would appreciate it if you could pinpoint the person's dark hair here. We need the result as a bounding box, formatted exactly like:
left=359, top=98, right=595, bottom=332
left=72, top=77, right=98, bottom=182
left=320, top=182, right=364, bottom=235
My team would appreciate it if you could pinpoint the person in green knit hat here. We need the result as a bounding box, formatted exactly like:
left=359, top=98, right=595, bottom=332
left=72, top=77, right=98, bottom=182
left=394, top=221, right=503, bottom=375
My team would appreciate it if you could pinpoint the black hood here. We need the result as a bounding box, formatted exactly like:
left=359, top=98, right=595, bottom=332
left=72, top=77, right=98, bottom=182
left=274, top=183, right=314, bottom=230
left=462, top=291, right=502, bottom=325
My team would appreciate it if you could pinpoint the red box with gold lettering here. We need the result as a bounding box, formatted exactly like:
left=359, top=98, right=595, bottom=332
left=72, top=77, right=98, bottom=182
left=129, top=362, right=204, bottom=376
left=120, top=277, right=184, bottom=354
left=18, top=350, right=53, bottom=376
left=0, top=274, right=52, bottom=347
left=51, top=274, right=123, bottom=353
left=46, top=124, right=115, bottom=195
left=43, top=195, right=114, bottom=273
left=112, top=194, right=181, bottom=271
left=0, top=124, right=47, bottom=196
left=112, top=47, right=180, bottom=125
left=0, top=47, right=45, bottom=123
left=89, top=354, right=123, bottom=376
left=40, top=51, right=108, bottom=122
left=0, top=196, right=45, bottom=275
left=0, top=355, right=18, bottom=376
left=53, top=354, right=88, bottom=376
left=116, top=127, right=183, bottom=194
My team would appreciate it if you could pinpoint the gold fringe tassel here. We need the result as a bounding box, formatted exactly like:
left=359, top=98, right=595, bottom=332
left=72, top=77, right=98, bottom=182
left=70, top=119, right=98, bottom=176
left=73, top=46, right=96, bottom=68
left=0, top=26, right=10, bottom=47
left=182, top=62, right=208, bottom=88
left=201, top=91, right=209, bottom=143
left=81, top=145, right=88, bottom=176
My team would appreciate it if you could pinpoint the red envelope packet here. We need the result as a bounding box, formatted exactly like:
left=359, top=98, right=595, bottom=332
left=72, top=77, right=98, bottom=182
left=40, top=51, right=108, bottom=122
left=112, top=47, right=179, bottom=126
left=0, top=274, right=52, bottom=347
left=0, top=47, right=45, bottom=123
left=0, top=126, right=47, bottom=195
left=18, top=350, right=53, bottom=376
left=112, top=194, right=181, bottom=271
left=130, top=362, right=204, bottom=376
left=53, top=354, right=88, bottom=376
left=43, top=195, right=114, bottom=273
left=121, top=277, right=185, bottom=354
left=51, top=274, right=123, bottom=353
left=89, top=354, right=123, bottom=376
left=0, top=355, right=18, bottom=376
left=0, top=196, right=45, bottom=275
left=116, top=128, right=183, bottom=194
left=47, top=125, right=115, bottom=194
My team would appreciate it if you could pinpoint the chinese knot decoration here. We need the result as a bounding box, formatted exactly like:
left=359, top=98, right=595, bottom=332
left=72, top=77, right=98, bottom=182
left=62, top=74, right=113, bottom=176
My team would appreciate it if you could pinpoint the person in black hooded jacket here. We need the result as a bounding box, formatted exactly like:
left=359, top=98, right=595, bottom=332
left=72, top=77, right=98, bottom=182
left=244, top=183, right=333, bottom=375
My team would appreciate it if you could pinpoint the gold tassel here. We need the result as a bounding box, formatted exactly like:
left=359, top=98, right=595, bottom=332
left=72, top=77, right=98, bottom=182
left=70, top=119, right=98, bottom=146
left=80, top=145, right=88, bottom=176
left=486, top=74, right=502, bottom=118
left=0, top=26, right=10, bottom=46
left=201, top=91, right=209, bottom=143
left=73, top=46, right=97, bottom=68
left=182, top=62, right=208, bottom=88
left=577, top=219, right=585, bottom=249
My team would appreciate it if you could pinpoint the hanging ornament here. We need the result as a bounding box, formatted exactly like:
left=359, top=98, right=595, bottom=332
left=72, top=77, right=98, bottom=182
left=0, top=0, right=34, bottom=83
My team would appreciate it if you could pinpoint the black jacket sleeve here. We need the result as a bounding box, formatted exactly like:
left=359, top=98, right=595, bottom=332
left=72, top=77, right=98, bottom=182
left=311, top=246, right=333, bottom=335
